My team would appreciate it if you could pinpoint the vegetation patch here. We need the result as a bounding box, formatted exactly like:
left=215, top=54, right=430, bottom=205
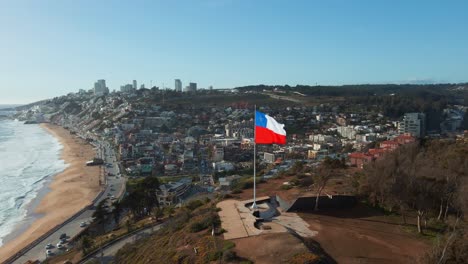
left=114, top=202, right=249, bottom=264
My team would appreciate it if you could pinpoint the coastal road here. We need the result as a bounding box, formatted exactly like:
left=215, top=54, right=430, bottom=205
left=11, top=140, right=126, bottom=264
left=82, top=224, right=162, bottom=264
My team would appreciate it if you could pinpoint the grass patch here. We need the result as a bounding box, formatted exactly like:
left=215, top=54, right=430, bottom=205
left=222, top=240, right=235, bottom=251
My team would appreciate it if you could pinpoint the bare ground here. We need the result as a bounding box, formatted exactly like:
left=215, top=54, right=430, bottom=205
left=231, top=173, right=429, bottom=264
left=298, top=205, right=429, bottom=264
left=233, top=233, right=314, bottom=264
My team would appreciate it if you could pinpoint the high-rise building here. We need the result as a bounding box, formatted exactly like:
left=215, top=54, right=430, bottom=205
left=133, top=80, right=137, bottom=90
left=398, top=113, right=426, bottom=138
left=120, top=84, right=134, bottom=93
left=175, top=79, right=182, bottom=92
left=189, top=82, right=197, bottom=92
left=93, top=79, right=109, bottom=96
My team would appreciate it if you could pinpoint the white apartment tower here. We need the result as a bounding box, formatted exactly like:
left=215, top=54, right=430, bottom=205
left=175, top=79, right=182, bottom=92
left=93, top=79, right=109, bottom=96
left=398, top=113, right=426, bottom=138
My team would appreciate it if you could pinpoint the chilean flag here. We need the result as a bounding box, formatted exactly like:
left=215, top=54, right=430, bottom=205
left=255, top=111, right=287, bottom=144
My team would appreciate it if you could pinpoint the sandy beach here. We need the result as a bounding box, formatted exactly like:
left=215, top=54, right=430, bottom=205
left=0, top=124, right=101, bottom=262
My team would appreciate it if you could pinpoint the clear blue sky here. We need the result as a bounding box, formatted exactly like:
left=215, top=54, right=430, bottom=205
left=1, top=0, right=467, bottom=104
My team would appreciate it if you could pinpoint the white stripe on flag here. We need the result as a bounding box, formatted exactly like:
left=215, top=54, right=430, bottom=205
left=265, top=115, right=286, bottom=136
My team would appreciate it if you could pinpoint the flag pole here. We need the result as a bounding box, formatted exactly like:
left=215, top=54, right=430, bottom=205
left=252, top=105, right=257, bottom=209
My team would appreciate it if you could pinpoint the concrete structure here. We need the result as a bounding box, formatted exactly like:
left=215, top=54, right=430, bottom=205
left=263, top=152, right=276, bottom=163
left=185, top=82, right=197, bottom=92
left=156, top=178, right=192, bottom=206
left=120, top=84, right=134, bottom=93
left=175, top=79, right=182, bottom=92
left=213, top=161, right=234, bottom=172
left=93, top=79, right=109, bottom=96
left=133, top=80, right=137, bottom=90
left=337, top=126, right=356, bottom=140
left=212, top=146, right=224, bottom=162
left=219, top=175, right=242, bottom=189
left=225, top=120, right=254, bottom=139
left=398, top=113, right=426, bottom=138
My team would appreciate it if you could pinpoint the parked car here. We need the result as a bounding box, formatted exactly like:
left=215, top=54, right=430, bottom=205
left=80, top=221, right=87, bottom=227
left=45, top=243, right=53, bottom=249
left=56, top=243, right=64, bottom=249
left=46, top=249, right=53, bottom=256
left=60, top=233, right=67, bottom=239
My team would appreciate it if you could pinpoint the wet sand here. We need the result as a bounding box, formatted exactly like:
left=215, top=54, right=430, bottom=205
left=0, top=124, right=101, bottom=262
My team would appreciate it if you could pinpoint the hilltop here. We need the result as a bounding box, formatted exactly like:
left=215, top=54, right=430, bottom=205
left=113, top=200, right=331, bottom=264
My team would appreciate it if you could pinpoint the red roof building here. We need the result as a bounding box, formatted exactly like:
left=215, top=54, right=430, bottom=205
left=395, top=134, right=416, bottom=145
left=380, top=140, right=399, bottom=151
left=349, top=152, right=373, bottom=168
left=368, top=148, right=388, bottom=159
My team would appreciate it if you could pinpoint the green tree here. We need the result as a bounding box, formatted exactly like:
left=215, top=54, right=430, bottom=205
left=80, top=235, right=94, bottom=254
left=152, top=207, right=164, bottom=222
left=165, top=205, right=175, bottom=217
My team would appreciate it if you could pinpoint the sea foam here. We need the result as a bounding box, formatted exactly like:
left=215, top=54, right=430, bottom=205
left=0, top=119, right=67, bottom=246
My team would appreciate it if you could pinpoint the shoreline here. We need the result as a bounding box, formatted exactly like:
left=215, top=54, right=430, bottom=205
left=0, top=124, right=101, bottom=262
left=2, top=169, right=55, bottom=246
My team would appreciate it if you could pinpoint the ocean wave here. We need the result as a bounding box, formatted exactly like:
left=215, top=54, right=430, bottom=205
left=0, top=120, right=67, bottom=246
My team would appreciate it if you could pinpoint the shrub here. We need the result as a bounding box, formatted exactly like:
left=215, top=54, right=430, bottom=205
left=185, top=200, right=204, bottom=211
left=231, top=189, right=243, bottom=194
left=222, top=240, right=235, bottom=251
left=189, top=213, right=221, bottom=232
left=223, top=250, right=237, bottom=262
left=208, top=251, right=222, bottom=261
left=298, top=176, right=314, bottom=187
left=189, top=221, right=206, bottom=233
left=216, top=228, right=226, bottom=235
left=296, top=173, right=306, bottom=179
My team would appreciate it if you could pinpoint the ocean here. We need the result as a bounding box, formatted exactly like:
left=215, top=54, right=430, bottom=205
left=0, top=117, right=67, bottom=246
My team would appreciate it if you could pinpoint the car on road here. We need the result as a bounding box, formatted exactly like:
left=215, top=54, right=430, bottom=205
left=45, top=243, right=53, bottom=249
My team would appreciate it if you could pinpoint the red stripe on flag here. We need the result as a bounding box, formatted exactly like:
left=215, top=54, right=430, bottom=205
left=255, top=126, right=286, bottom=145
